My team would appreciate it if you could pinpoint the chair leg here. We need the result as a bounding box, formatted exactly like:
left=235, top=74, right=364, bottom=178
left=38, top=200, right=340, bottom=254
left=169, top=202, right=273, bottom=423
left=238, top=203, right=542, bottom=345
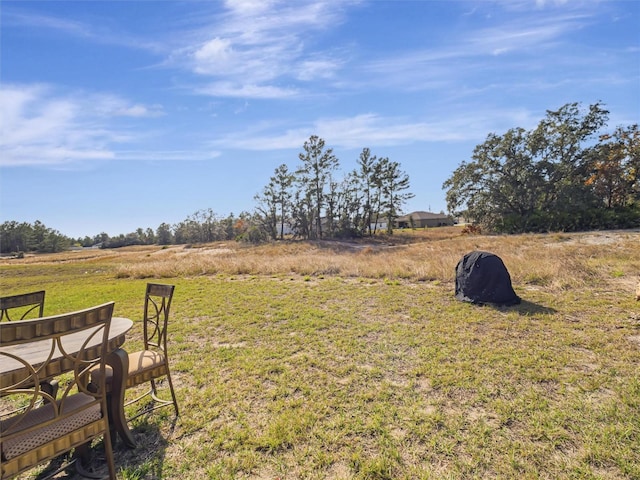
left=164, top=369, right=179, bottom=417
left=105, top=394, right=117, bottom=445
left=150, top=378, right=159, bottom=396
left=103, top=423, right=117, bottom=480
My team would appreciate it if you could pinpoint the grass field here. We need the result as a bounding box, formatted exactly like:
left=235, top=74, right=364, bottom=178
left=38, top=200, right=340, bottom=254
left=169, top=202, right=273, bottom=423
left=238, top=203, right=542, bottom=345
left=1, top=227, right=639, bottom=479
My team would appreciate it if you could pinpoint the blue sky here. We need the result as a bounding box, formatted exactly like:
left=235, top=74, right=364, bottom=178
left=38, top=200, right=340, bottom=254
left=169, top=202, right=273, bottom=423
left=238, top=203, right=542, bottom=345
left=1, top=0, right=639, bottom=239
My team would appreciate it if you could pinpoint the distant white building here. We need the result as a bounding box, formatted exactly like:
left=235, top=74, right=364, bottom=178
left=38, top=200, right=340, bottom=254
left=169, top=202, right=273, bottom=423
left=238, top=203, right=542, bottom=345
left=395, top=211, right=454, bottom=228
left=370, top=219, right=388, bottom=231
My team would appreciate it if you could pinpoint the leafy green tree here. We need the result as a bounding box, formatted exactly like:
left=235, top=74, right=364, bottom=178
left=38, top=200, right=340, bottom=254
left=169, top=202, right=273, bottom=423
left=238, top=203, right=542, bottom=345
left=0, top=221, right=27, bottom=253
left=587, top=124, right=640, bottom=208
left=585, top=136, right=629, bottom=208
left=621, top=124, right=640, bottom=202
left=232, top=211, right=254, bottom=239
left=197, top=209, right=220, bottom=242
left=172, top=220, right=190, bottom=244
left=144, top=228, right=156, bottom=245
left=135, top=228, right=145, bottom=244
left=80, top=236, right=93, bottom=247
left=95, top=233, right=110, bottom=245
left=0, top=221, right=70, bottom=253
left=444, top=128, right=545, bottom=232
left=444, top=102, right=617, bottom=232
left=222, top=213, right=236, bottom=240
left=156, top=223, right=173, bottom=245
left=529, top=102, right=608, bottom=225
left=237, top=211, right=268, bottom=243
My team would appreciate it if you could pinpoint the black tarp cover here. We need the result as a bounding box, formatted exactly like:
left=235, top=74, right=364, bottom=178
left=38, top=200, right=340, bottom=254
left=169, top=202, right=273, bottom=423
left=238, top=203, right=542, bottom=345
left=455, top=251, right=521, bottom=305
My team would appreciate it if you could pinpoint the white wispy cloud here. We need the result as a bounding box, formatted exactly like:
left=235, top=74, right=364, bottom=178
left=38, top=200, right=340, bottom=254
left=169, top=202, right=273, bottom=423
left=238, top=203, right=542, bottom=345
left=0, top=84, right=164, bottom=166
left=114, top=150, right=222, bottom=162
left=195, top=82, right=299, bottom=99
left=91, top=95, right=165, bottom=118
left=2, top=7, right=166, bottom=54
left=174, top=0, right=605, bottom=102
left=494, top=0, right=578, bottom=12
left=362, top=11, right=592, bottom=89
left=3, top=10, right=93, bottom=37
left=296, top=57, right=341, bottom=81
left=209, top=109, right=538, bottom=151
left=372, top=16, right=571, bottom=70
left=467, top=14, right=591, bottom=56
left=173, top=1, right=355, bottom=98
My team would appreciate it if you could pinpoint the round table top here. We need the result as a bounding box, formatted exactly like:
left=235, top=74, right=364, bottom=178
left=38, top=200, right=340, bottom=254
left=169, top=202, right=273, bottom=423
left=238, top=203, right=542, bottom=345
left=0, top=317, right=133, bottom=388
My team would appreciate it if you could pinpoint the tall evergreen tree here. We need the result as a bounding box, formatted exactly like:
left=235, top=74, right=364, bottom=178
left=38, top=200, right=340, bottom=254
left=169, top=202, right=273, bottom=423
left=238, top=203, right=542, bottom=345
left=378, top=158, right=414, bottom=234
left=273, top=164, right=294, bottom=239
left=296, top=135, right=338, bottom=239
left=356, top=148, right=379, bottom=236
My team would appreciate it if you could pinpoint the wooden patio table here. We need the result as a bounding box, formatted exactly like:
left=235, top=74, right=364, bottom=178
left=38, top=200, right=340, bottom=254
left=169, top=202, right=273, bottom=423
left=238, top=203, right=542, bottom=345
left=0, top=316, right=137, bottom=448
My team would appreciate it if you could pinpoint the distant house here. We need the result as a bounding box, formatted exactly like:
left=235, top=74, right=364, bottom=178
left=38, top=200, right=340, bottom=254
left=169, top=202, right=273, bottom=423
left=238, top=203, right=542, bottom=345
left=369, top=219, right=388, bottom=232
left=395, top=211, right=454, bottom=229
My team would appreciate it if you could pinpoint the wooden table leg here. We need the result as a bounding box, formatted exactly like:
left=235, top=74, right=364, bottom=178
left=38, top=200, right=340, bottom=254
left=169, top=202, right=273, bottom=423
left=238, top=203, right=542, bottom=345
left=106, top=348, right=137, bottom=448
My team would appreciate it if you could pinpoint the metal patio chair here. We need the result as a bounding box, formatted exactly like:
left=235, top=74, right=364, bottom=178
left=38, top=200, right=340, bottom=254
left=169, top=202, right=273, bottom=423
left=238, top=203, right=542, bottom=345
left=92, top=283, right=179, bottom=429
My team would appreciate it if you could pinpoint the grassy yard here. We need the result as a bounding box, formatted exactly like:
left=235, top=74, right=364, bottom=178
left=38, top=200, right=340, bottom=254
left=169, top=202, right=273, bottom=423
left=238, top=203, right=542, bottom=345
left=1, top=228, right=639, bottom=479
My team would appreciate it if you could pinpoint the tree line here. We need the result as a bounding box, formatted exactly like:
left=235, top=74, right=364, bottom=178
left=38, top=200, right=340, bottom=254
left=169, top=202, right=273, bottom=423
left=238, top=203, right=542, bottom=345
left=0, top=221, right=71, bottom=255
left=443, top=102, right=640, bottom=233
left=0, top=210, right=261, bottom=254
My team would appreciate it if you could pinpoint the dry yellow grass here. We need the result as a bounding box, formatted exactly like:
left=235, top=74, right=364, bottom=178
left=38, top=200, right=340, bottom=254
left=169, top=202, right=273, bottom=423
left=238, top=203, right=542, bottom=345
left=4, top=227, right=638, bottom=296
left=96, top=228, right=639, bottom=296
